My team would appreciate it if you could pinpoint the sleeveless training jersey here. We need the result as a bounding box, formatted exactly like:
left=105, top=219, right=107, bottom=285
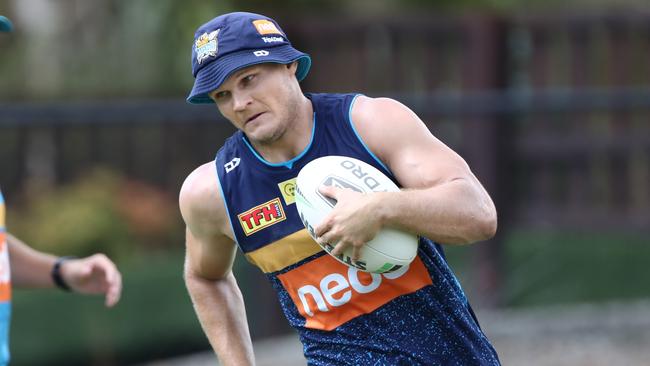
left=215, top=93, right=501, bottom=365
left=0, top=190, right=11, bottom=365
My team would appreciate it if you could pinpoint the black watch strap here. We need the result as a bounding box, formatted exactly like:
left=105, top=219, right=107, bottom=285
left=51, top=256, right=76, bottom=292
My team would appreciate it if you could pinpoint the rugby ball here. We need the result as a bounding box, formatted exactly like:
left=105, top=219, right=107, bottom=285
left=295, top=155, right=418, bottom=273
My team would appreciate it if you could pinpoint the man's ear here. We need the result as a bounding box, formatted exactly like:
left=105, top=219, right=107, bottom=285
left=287, top=61, right=299, bottom=73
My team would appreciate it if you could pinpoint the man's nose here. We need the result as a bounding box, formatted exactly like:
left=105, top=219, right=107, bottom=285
left=232, top=91, right=251, bottom=112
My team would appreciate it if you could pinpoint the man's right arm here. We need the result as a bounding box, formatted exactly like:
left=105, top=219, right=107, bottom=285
left=179, top=162, right=255, bottom=366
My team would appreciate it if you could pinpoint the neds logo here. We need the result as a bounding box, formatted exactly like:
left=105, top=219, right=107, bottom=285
left=297, top=265, right=408, bottom=316
left=278, top=254, right=431, bottom=330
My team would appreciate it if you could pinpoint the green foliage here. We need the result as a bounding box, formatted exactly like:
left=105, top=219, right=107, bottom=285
left=7, top=168, right=183, bottom=263
left=8, top=169, right=133, bottom=260
left=4, top=168, right=202, bottom=364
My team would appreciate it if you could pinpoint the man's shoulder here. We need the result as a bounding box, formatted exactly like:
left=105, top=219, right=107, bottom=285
left=351, top=95, right=403, bottom=113
left=351, top=95, right=418, bottom=127
left=179, top=162, right=223, bottom=220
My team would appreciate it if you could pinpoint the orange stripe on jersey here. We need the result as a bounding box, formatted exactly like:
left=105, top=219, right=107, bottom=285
left=0, top=282, right=10, bottom=302
left=245, top=229, right=322, bottom=273
left=278, top=254, right=432, bottom=331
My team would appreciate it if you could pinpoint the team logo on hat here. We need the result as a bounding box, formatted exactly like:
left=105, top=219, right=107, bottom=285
left=252, top=19, right=283, bottom=35
left=195, top=29, right=220, bottom=64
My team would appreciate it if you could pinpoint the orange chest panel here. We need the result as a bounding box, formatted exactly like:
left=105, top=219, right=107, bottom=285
left=277, top=254, right=432, bottom=331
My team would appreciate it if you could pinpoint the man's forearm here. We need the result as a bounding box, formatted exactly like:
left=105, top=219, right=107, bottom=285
left=379, top=178, right=497, bottom=245
left=185, top=270, right=255, bottom=366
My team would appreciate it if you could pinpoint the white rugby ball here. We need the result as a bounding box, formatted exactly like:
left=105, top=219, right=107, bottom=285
left=295, top=155, right=418, bottom=273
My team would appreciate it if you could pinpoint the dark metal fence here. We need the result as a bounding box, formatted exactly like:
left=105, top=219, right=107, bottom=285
left=1, top=13, right=650, bottom=306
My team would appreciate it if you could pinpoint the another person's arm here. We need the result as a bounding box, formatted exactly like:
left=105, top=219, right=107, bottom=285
left=317, top=95, right=497, bottom=259
left=7, top=234, right=122, bottom=307
left=179, top=162, right=254, bottom=366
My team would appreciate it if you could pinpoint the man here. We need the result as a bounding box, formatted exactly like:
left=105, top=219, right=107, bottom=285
left=0, top=15, right=122, bottom=366
left=180, top=11, right=500, bottom=365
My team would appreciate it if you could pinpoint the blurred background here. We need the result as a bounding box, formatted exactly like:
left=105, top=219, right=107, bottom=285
left=1, top=0, right=650, bottom=365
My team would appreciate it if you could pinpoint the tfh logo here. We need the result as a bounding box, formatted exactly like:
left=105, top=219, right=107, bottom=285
left=238, top=198, right=286, bottom=236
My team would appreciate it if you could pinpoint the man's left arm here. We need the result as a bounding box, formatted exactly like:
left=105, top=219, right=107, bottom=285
left=316, top=96, right=497, bottom=259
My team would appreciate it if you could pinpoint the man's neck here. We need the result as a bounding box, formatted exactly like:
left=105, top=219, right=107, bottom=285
left=249, top=94, right=313, bottom=164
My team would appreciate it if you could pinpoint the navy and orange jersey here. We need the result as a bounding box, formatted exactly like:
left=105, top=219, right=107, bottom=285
left=0, top=190, right=12, bottom=365
left=215, top=93, right=500, bottom=365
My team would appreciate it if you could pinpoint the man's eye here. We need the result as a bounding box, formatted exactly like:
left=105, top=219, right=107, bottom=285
left=214, top=91, right=229, bottom=99
left=243, top=74, right=255, bottom=82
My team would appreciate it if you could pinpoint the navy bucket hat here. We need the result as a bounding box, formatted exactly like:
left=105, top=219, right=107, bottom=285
left=187, top=12, right=311, bottom=104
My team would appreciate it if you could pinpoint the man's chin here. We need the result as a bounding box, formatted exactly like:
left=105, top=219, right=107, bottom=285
left=245, top=127, right=277, bottom=145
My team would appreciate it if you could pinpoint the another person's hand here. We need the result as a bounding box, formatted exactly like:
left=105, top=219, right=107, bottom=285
left=60, top=254, right=122, bottom=307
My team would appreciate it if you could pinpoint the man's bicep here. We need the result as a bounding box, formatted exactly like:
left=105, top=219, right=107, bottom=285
left=390, top=131, right=472, bottom=189
left=353, top=96, right=472, bottom=189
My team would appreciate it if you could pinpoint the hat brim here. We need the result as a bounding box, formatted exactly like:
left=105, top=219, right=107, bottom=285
left=0, top=16, right=13, bottom=32
left=187, top=44, right=311, bottom=104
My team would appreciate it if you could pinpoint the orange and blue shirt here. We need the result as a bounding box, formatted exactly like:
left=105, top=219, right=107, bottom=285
left=0, top=190, right=11, bottom=365
left=215, top=93, right=501, bottom=365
